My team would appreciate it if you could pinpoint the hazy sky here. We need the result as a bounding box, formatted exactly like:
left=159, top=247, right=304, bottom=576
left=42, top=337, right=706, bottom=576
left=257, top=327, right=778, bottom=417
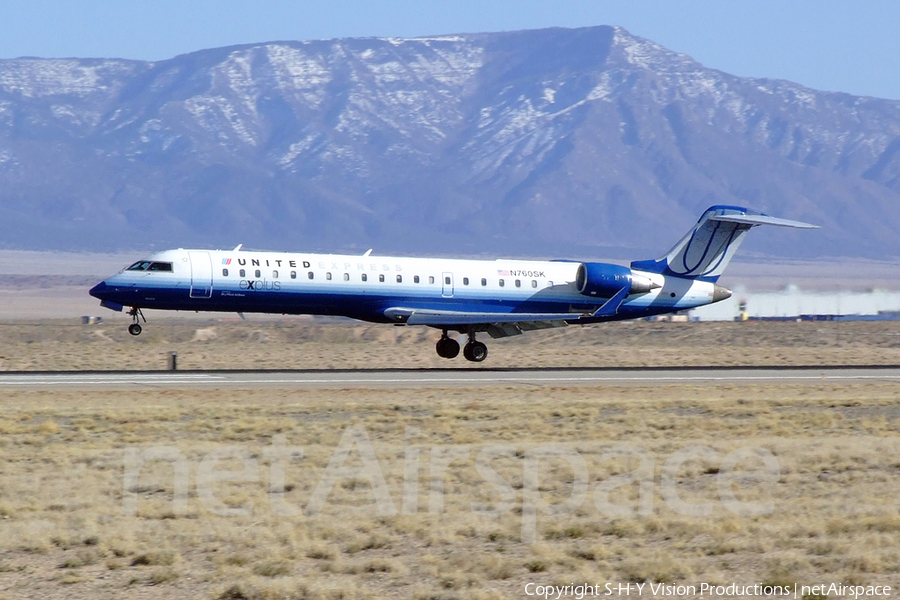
left=2, top=0, right=898, bottom=99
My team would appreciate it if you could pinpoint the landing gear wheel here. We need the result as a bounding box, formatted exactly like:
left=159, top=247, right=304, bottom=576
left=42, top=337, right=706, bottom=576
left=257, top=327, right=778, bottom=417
left=463, top=341, right=488, bottom=362
left=127, top=307, right=146, bottom=336
left=436, top=336, right=460, bottom=359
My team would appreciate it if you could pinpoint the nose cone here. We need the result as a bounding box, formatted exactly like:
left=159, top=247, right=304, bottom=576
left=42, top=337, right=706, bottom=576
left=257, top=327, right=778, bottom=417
left=712, top=284, right=733, bottom=303
left=90, top=280, right=126, bottom=312
left=89, top=281, right=109, bottom=300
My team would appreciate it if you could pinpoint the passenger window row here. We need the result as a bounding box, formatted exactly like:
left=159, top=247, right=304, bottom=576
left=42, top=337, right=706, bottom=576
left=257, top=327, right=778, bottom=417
left=219, top=268, right=543, bottom=289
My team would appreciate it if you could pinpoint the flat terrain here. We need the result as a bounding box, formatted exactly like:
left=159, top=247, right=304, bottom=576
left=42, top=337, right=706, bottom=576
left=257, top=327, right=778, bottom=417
left=2, top=319, right=900, bottom=371
left=0, top=321, right=898, bottom=599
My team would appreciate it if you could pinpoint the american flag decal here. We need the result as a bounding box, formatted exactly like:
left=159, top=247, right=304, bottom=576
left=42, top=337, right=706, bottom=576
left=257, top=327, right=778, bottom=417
left=497, top=269, right=509, bottom=276
left=222, top=258, right=232, bottom=265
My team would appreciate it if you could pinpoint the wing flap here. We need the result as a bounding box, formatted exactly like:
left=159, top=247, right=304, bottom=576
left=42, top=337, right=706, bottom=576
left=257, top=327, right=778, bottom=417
left=486, top=320, right=569, bottom=339
left=383, top=307, right=587, bottom=326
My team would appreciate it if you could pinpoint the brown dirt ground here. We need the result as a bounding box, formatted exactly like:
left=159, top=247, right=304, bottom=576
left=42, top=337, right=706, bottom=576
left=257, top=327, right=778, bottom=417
left=0, top=321, right=898, bottom=599
left=0, top=319, right=899, bottom=371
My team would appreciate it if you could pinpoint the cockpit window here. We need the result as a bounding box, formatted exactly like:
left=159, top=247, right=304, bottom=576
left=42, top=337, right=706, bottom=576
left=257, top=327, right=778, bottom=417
left=126, top=261, right=172, bottom=272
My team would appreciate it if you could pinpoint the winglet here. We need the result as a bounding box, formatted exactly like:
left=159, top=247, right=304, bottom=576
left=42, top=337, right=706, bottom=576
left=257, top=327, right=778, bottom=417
left=589, top=286, right=631, bottom=318
left=233, top=244, right=243, bottom=251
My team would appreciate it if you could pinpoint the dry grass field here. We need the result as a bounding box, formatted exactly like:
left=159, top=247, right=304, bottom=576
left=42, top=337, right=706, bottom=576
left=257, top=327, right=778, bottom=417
left=0, top=320, right=899, bottom=599
left=1, top=318, right=900, bottom=371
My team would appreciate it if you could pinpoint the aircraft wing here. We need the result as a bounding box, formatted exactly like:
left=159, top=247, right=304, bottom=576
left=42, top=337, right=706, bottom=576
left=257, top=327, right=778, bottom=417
left=383, top=307, right=584, bottom=339
left=382, top=286, right=632, bottom=338
left=383, top=307, right=586, bottom=326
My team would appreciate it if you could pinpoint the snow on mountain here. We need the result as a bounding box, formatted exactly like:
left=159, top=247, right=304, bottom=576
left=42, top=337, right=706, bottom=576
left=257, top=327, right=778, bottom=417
left=1, top=26, right=899, bottom=259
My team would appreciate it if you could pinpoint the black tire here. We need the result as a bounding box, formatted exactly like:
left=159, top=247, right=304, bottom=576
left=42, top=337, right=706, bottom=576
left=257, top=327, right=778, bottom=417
left=436, top=337, right=460, bottom=359
left=128, top=323, right=142, bottom=336
left=463, top=341, right=488, bottom=362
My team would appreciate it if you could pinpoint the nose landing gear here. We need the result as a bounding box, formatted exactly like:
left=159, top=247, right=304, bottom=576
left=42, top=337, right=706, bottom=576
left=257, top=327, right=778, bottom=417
left=127, top=307, right=145, bottom=336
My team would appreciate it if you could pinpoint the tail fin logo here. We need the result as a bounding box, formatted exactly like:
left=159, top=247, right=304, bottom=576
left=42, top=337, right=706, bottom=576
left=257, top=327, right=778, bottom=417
left=671, top=218, right=745, bottom=279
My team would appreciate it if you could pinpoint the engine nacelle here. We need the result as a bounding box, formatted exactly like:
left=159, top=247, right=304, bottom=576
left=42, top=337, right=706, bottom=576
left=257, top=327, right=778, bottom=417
left=575, top=263, right=657, bottom=298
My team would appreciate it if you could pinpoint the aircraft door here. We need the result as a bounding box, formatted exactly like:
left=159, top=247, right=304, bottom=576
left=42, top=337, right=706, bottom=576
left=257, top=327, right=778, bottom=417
left=442, top=272, right=453, bottom=298
left=189, top=251, right=213, bottom=299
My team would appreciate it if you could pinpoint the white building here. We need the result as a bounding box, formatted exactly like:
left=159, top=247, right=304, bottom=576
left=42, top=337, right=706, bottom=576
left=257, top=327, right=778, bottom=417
left=691, top=286, right=900, bottom=321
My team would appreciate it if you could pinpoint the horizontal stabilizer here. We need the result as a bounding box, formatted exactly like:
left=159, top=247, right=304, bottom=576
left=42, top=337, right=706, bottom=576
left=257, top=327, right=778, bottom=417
left=710, top=214, right=818, bottom=229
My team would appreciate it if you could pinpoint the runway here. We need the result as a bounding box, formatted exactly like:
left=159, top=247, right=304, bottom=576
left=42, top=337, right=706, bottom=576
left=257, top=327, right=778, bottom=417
left=1, top=366, right=899, bottom=390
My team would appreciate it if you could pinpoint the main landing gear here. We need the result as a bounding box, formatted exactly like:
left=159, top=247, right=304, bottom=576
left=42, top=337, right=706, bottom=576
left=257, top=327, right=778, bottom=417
left=127, top=307, right=145, bottom=336
left=435, top=331, right=460, bottom=359
left=463, top=334, right=488, bottom=362
left=435, top=330, right=488, bottom=362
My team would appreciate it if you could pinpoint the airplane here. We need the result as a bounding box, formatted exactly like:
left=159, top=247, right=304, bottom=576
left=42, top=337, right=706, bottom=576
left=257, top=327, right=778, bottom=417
left=89, top=205, right=816, bottom=362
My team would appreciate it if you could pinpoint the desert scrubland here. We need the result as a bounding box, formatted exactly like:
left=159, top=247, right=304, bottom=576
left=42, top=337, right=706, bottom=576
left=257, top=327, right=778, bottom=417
left=1, top=319, right=900, bottom=371
left=0, top=320, right=898, bottom=599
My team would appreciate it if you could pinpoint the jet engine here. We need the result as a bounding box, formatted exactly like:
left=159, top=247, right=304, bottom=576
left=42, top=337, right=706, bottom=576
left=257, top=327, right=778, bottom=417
left=575, top=263, right=658, bottom=298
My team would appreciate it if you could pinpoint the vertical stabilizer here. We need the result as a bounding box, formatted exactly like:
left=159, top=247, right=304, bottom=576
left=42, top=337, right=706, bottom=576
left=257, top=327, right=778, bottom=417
left=630, top=205, right=817, bottom=282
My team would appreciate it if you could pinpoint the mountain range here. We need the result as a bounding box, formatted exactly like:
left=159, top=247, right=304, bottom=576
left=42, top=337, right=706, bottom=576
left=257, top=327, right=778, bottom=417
left=1, top=26, right=899, bottom=260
